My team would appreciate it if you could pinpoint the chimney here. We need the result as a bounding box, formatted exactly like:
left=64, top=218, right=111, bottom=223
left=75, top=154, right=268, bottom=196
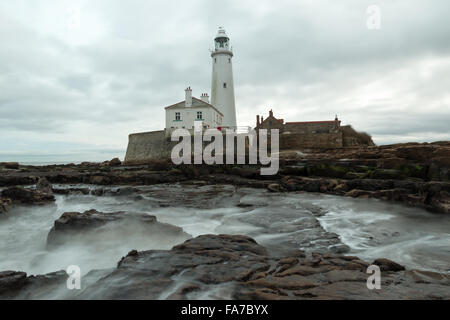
left=200, top=93, right=209, bottom=104
left=185, top=87, right=192, bottom=107
left=256, top=115, right=260, bottom=126
left=261, top=116, right=264, bottom=123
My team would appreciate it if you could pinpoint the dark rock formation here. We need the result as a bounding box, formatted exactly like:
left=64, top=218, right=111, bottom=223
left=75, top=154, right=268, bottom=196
left=36, top=177, right=53, bottom=195
left=0, top=199, right=10, bottom=215
left=372, top=258, right=405, bottom=272
left=46, top=209, right=191, bottom=248
left=108, top=158, right=122, bottom=166
left=0, top=271, right=27, bottom=294
left=0, top=142, right=448, bottom=213
left=0, top=162, right=19, bottom=170
left=100, top=158, right=122, bottom=167
left=1, top=186, right=55, bottom=205
left=2, top=235, right=448, bottom=300
left=0, top=270, right=72, bottom=299
left=52, top=187, right=90, bottom=195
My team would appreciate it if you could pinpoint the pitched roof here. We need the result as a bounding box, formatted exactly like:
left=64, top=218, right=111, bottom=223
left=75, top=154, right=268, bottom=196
left=164, top=97, right=223, bottom=116
left=285, top=120, right=340, bottom=125
left=261, top=115, right=284, bottom=124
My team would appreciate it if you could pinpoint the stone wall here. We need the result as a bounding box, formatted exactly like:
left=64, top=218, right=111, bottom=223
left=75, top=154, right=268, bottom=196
left=125, top=130, right=252, bottom=164
left=124, top=127, right=359, bottom=164
left=284, top=121, right=339, bottom=134
left=124, top=130, right=176, bottom=163
left=280, top=132, right=343, bottom=149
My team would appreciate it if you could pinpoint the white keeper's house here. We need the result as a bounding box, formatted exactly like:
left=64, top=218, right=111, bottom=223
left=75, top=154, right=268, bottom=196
left=164, top=88, right=223, bottom=134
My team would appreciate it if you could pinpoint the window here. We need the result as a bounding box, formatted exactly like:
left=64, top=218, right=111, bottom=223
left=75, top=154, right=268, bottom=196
left=214, top=58, right=217, bottom=63
left=228, top=58, right=231, bottom=63
left=175, top=112, right=181, bottom=120
left=197, top=111, right=202, bottom=120
left=223, top=83, right=227, bottom=88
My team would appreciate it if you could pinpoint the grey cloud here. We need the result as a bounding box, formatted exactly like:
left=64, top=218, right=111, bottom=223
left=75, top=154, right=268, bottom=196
left=59, top=73, right=93, bottom=93
left=0, top=0, right=449, bottom=162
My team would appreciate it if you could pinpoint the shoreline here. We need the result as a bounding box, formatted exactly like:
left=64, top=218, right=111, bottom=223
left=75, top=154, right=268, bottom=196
left=1, top=141, right=449, bottom=214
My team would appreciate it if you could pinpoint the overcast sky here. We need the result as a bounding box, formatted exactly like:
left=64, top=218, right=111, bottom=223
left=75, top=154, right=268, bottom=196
left=1, top=0, right=449, bottom=162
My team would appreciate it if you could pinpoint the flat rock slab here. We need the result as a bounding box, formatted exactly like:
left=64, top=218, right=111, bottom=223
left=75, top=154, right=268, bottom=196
left=46, top=209, right=191, bottom=249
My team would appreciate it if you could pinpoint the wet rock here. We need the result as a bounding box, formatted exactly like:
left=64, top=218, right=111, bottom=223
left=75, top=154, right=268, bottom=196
left=346, top=179, right=394, bottom=191
left=36, top=177, right=53, bottom=195
left=306, top=163, right=351, bottom=178
left=109, top=158, right=122, bottom=166
left=279, top=165, right=307, bottom=176
left=1, top=186, right=55, bottom=205
left=405, top=270, right=450, bottom=284
left=46, top=209, right=191, bottom=248
left=344, top=189, right=374, bottom=198
left=395, top=145, right=434, bottom=162
left=0, top=199, right=10, bottom=214
left=230, top=167, right=261, bottom=179
left=52, top=187, right=90, bottom=195
left=244, top=275, right=318, bottom=290
left=90, top=188, right=104, bottom=196
left=372, top=188, right=410, bottom=201
left=89, top=175, right=109, bottom=185
left=328, top=244, right=351, bottom=254
left=0, top=175, right=38, bottom=187
left=0, top=162, right=19, bottom=170
left=267, top=183, right=284, bottom=192
left=109, top=187, right=139, bottom=196
left=0, top=270, right=72, bottom=299
left=79, top=234, right=271, bottom=299
left=372, top=258, right=405, bottom=272
left=344, top=172, right=368, bottom=180
left=0, top=271, right=27, bottom=295
left=369, top=169, right=405, bottom=180
left=2, top=235, right=449, bottom=300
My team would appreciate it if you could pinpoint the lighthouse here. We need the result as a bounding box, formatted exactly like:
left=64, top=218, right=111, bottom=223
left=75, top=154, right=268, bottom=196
left=210, top=27, right=237, bottom=128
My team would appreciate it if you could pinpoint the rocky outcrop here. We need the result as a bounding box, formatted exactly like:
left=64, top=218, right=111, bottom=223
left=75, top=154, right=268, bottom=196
left=0, top=162, right=19, bottom=170
left=2, top=235, right=448, bottom=300
left=46, top=209, right=191, bottom=248
left=0, top=199, right=10, bottom=214
left=271, top=176, right=450, bottom=214
left=0, top=271, right=27, bottom=294
left=1, top=186, right=55, bottom=205
left=0, top=142, right=448, bottom=213
left=36, top=177, right=53, bottom=195
left=100, top=158, right=122, bottom=167
left=0, top=270, right=71, bottom=299
left=299, top=142, right=450, bottom=181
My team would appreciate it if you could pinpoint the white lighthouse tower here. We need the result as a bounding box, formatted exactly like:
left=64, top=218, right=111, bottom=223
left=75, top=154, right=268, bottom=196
left=210, top=27, right=237, bottom=128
